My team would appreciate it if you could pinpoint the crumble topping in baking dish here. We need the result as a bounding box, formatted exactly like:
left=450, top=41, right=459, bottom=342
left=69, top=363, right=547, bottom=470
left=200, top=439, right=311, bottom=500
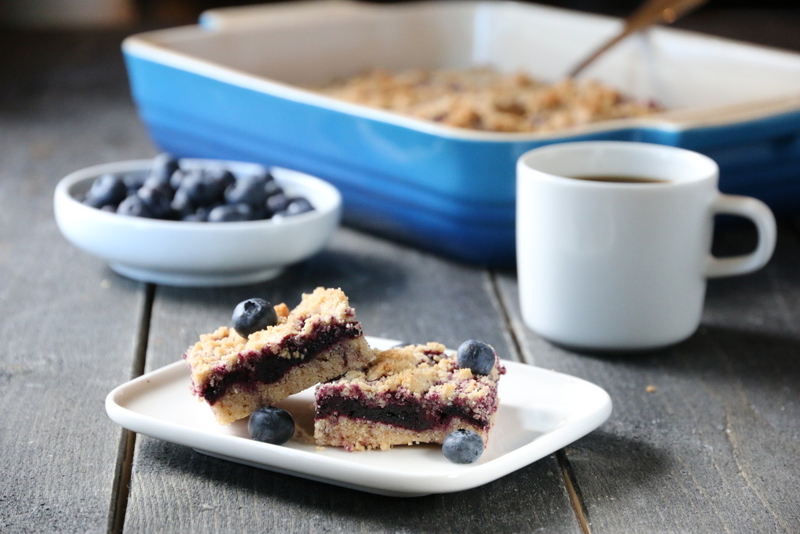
left=315, top=67, right=660, bottom=132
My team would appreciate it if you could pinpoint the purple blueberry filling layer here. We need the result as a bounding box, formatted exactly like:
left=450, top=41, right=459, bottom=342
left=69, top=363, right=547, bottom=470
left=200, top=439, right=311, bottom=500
left=200, top=323, right=361, bottom=404
left=315, top=395, right=492, bottom=431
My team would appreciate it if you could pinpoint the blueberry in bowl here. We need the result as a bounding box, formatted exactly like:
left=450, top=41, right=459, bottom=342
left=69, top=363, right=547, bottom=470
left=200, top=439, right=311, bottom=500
left=54, top=156, right=342, bottom=286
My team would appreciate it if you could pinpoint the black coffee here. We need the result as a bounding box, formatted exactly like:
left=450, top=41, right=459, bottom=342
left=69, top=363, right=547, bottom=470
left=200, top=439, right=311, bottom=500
left=571, top=175, right=667, bottom=184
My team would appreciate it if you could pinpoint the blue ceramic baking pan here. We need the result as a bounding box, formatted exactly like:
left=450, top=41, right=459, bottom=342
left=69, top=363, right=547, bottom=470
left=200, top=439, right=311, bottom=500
left=122, top=1, right=800, bottom=266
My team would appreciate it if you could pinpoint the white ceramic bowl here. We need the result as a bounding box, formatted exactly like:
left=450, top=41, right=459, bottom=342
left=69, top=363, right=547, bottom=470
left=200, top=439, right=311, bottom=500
left=54, top=159, right=342, bottom=286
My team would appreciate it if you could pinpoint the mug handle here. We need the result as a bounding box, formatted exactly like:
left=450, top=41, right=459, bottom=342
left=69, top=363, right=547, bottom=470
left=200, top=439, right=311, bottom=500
left=706, top=194, right=777, bottom=278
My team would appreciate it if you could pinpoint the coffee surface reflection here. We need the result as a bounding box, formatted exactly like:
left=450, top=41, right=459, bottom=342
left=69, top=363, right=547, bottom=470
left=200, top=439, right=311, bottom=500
left=571, top=175, right=667, bottom=184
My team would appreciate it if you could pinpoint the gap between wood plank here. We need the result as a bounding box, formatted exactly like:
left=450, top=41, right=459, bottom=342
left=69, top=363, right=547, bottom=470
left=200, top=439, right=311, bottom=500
left=487, top=271, right=523, bottom=363
left=557, top=449, right=592, bottom=534
left=489, top=271, right=592, bottom=533
left=107, top=283, right=155, bottom=534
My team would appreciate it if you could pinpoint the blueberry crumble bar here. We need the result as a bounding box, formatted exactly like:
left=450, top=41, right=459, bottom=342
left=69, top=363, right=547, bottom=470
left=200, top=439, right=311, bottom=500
left=184, top=287, right=376, bottom=424
left=314, top=342, right=505, bottom=451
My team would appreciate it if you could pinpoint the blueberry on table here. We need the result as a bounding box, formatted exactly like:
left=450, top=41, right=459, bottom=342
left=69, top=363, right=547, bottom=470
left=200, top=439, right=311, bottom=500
left=208, top=203, right=253, bottom=222
left=248, top=406, right=295, bottom=445
left=442, top=429, right=484, bottom=464
left=232, top=297, right=278, bottom=338
left=84, top=173, right=127, bottom=208
left=456, top=340, right=496, bottom=375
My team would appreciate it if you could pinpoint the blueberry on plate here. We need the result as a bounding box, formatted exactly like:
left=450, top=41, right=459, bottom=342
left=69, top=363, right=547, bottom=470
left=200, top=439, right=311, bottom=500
left=232, top=297, right=278, bottom=338
left=248, top=406, right=295, bottom=445
left=442, top=429, right=484, bottom=464
left=84, top=173, right=127, bottom=208
left=456, top=340, right=496, bottom=375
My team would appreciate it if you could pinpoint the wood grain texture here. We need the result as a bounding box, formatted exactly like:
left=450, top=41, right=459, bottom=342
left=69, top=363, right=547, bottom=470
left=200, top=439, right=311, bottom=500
left=496, top=222, right=800, bottom=533
left=0, top=30, right=156, bottom=533
left=126, top=437, right=576, bottom=534
left=122, top=228, right=580, bottom=533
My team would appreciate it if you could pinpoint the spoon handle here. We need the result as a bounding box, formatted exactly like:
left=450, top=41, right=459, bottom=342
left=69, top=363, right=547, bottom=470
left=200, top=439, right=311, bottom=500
left=567, top=0, right=707, bottom=78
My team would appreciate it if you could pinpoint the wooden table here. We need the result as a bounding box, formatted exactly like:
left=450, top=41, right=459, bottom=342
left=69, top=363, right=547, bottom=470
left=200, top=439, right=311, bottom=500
left=1, top=9, right=798, bottom=533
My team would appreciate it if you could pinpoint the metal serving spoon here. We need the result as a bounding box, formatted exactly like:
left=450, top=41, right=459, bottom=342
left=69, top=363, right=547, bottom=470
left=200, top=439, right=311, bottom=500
left=567, top=0, right=708, bottom=78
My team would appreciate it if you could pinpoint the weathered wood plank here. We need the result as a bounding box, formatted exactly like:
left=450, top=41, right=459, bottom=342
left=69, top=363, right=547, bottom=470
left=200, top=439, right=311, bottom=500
left=128, top=436, right=572, bottom=534
left=496, top=222, right=800, bottom=533
left=123, top=228, right=581, bottom=533
left=0, top=30, right=156, bottom=533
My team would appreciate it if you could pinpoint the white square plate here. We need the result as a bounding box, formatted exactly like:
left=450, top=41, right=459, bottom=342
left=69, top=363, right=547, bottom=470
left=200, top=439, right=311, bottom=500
left=105, top=337, right=612, bottom=496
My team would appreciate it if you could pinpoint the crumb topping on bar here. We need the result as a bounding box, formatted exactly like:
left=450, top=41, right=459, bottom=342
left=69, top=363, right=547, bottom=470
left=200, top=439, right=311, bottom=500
left=320, top=342, right=504, bottom=407
left=314, top=342, right=505, bottom=450
left=184, top=287, right=363, bottom=391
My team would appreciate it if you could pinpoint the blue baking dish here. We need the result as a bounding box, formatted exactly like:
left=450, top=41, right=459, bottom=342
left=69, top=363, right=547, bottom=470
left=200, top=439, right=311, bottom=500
left=122, top=1, right=800, bottom=265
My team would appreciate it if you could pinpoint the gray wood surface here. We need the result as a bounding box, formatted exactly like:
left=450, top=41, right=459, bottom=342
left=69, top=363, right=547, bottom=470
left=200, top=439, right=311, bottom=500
left=0, top=30, right=156, bottom=533
left=1, top=10, right=799, bottom=534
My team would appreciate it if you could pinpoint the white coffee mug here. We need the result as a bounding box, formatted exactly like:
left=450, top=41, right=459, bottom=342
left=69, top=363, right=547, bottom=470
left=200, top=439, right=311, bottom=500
left=516, top=141, right=777, bottom=351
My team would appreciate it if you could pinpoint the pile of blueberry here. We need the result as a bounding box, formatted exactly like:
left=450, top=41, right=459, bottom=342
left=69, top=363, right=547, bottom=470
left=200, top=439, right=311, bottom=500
left=81, top=153, right=314, bottom=222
